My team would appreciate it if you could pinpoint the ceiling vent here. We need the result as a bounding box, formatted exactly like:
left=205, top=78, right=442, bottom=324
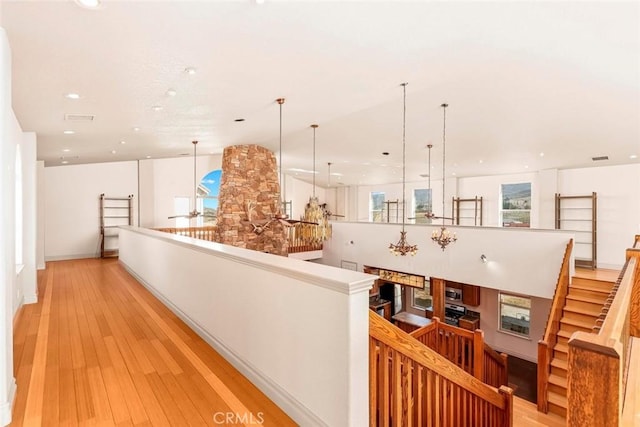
left=592, top=155, right=609, bottom=161
left=419, top=173, right=430, bottom=178
left=64, top=113, right=95, bottom=121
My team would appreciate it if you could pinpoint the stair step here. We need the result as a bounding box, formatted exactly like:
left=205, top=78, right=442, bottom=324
left=548, top=391, right=568, bottom=417
left=557, top=329, right=572, bottom=339
left=571, top=277, right=614, bottom=293
left=560, top=316, right=595, bottom=331
left=563, top=302, right=603, bottom=317
left=554, top=343, right=568, bottom=354
left=566, top=292, right=609, bottom=305
left=551, top=358, right=567, bottom=371
left=549, top=373, right=567, bottom=388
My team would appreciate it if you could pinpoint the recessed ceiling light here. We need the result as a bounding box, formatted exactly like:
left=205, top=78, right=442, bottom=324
left=132, top=127, right=141, bottom=132
left=166, top=89, right=177, bottom=97
left=62, top=149, right=70, bottom=152
left=75, top=0, right=100, bottom=8
left=255, top=0, right=265, bottom=4
left=479, top=159, right=484, bottom=164
left=184, top=67, right=196, bottom=75
left=151, top=105, right=163, bottom=111
left=524, top=165, right=529, bottom=169
left=120, top=140, right=126, bottom=145
left=539, top=152, right=545, bottom=157
left=61, top=160, right=69, bottom=164
left=111, top=150, right=116, bottom=154
left=452, top=172, right=457, bottom=176
left=65, top=92, right=80, bottom=100
left=234, top=118, right=245, bottom=122
left=630, top=154, right=638, bottom=159
left=382, top=152, right=389, bottom=156
left=146, top=155, right=151, bottom=159
left=63, top=130, right=75, bottom=135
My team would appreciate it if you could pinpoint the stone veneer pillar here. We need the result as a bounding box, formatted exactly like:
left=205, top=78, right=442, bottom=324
left=214, top=145, right=288, bottom=256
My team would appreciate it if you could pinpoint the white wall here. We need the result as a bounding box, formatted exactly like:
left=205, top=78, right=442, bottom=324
left=321, top=221, right=574, bottom=360
left=0, top=26, right=17, bottom=425
left=36, top=161, right=45, bottom=269
left=140, top=155, right=222, bottom=228
left=44, top=161, right=138, bottom=260
left=19, top=132, right=37, bottom=305
left=284, top=174, right=327, bottom=220
left=119, top=227, right=373, bottom=427
left=558, top=164, right=640, bottom=269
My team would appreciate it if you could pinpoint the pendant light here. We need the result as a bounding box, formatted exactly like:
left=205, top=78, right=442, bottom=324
left=301, top=124, right=331, bottom=243
left=425, top=144, right=435, bottom=220
left=431, top=103, right=457, bottom=250
left=389, top=83, right=418, bottom=256
left=275, top=98, right=289, bottom=220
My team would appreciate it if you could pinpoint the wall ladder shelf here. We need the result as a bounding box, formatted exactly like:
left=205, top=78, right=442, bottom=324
left=452, top=196, right=483, bottom=226
left=100, top=193, right=134, bottom=258
left=554, top=192, right=597, bottom=269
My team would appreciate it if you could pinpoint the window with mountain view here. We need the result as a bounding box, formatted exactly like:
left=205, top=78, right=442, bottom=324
left=500, top=182, right=531, bottom=228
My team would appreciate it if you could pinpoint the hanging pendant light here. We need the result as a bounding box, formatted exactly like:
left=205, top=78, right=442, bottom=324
left=274, top=98, right=289, bottom=220
left=431, top=103, right=457, bottom=251
left=301, top=124, right=331, bottom=244
left=424, top=144, right=436, bottom=220
left=389, top=83, right=418, bottom=256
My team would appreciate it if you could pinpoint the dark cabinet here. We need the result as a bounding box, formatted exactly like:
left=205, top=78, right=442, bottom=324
left=462, top=284, right=481, bottom=306
left=459, top=316, right=480, bottom=331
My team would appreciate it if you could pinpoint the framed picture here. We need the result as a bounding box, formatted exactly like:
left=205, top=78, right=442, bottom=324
left=341, top=260, right=357, bottom=271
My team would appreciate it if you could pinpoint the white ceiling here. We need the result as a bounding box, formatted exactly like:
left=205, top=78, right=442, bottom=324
left=2, top=1, right=639, bottom=187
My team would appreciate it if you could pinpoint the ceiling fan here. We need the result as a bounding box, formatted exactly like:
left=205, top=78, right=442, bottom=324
left=242, top=201, right=317, bottom=235
left=407, top=144, right=452, bottom=221
left=168, top=140, right=217, bottom=221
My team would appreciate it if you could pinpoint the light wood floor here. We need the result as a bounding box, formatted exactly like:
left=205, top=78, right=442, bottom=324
left=11, top=258, right=296, bottom=426
left=513, top=397, right=566, bottom=427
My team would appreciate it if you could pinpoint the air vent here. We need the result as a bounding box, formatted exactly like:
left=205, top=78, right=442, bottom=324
left=592, top=156, right=609, bottom=161
left=64, top=113, right=95, bottom=121
left=419, top=173, right=430, bottom=178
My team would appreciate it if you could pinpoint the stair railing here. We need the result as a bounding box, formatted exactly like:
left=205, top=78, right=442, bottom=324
left=537, top=238, right=573, bottom=413
left=370, top=311, right=513, bottom=426
left=566, top=235, right=640, bottom=425
left=410, top=318, right=508, bottom=388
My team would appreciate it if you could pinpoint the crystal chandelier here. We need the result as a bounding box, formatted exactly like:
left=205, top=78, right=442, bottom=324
left=389, top=82, right=418, bottom=256
left=300, top=124, right=332, bottom=244
left=432, top=103, right=457, bottom=251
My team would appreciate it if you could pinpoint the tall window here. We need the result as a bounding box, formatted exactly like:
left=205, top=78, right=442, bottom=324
left=413, top=189, right=432, bottom=224
left=199, top=169, right=221, bottom=226
left=370, top=192, right=385, bottom=222
left=411, top=279, right=432, bottom=309
left=499, top=292, right=531, bottom=337
left=15, top=145, right=23, bottom=266
left=500, top=182, right=531, bottom=228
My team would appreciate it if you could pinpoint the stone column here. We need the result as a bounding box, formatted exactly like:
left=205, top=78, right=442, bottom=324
left=214, top=145, right=288, bottom=256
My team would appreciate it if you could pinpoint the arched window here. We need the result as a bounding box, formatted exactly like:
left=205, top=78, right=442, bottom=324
left=197, top=169, right=221, bottom=226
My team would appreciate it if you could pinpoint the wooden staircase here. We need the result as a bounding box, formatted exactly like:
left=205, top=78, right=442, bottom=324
left=546, top=275, right=614, bottom=417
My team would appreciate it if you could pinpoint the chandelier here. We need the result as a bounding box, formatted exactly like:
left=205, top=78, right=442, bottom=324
left=300, top=124, right=332, bottom=244
left=431, top=103, right=457, bottom=251
left=389, top=82, right=418, bottom=256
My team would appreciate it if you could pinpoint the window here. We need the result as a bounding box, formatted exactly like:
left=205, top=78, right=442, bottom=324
left=370, top=192, right=385, bottom=222
left=499, top=292, right=531, bottom=337
left=173, top=197, right=190, bottom=227
left=500, top=182, right=531, bottom=228
left=411, top=280, right=432, bottom=309
left=199, top=169, right=221, bottom=226
left=413, top=189, right=432, bottom=224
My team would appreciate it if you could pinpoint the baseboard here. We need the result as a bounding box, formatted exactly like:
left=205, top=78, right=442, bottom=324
left=37, top=263, right=45, bottom=270
left=13, top=301, right=24, bottom=329
left=120, top=261, right=327, bottom=427
left=0, top=377, right=17, bottom=426
left=45, top=254, right=97, bottom=262
left=23, top=293, right=38, bottom=304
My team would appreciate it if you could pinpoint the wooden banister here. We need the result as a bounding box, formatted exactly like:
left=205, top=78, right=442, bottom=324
left=537, top=238, right=573, bottom=412
left=370, top=311, right=513, bottom=426
left=410, top=317, right=508, bottom=389
left=566, top=235, right=640, bottom=426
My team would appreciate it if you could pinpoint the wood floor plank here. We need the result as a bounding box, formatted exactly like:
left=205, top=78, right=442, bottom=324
left=11, top=259, right=295, bottom=427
